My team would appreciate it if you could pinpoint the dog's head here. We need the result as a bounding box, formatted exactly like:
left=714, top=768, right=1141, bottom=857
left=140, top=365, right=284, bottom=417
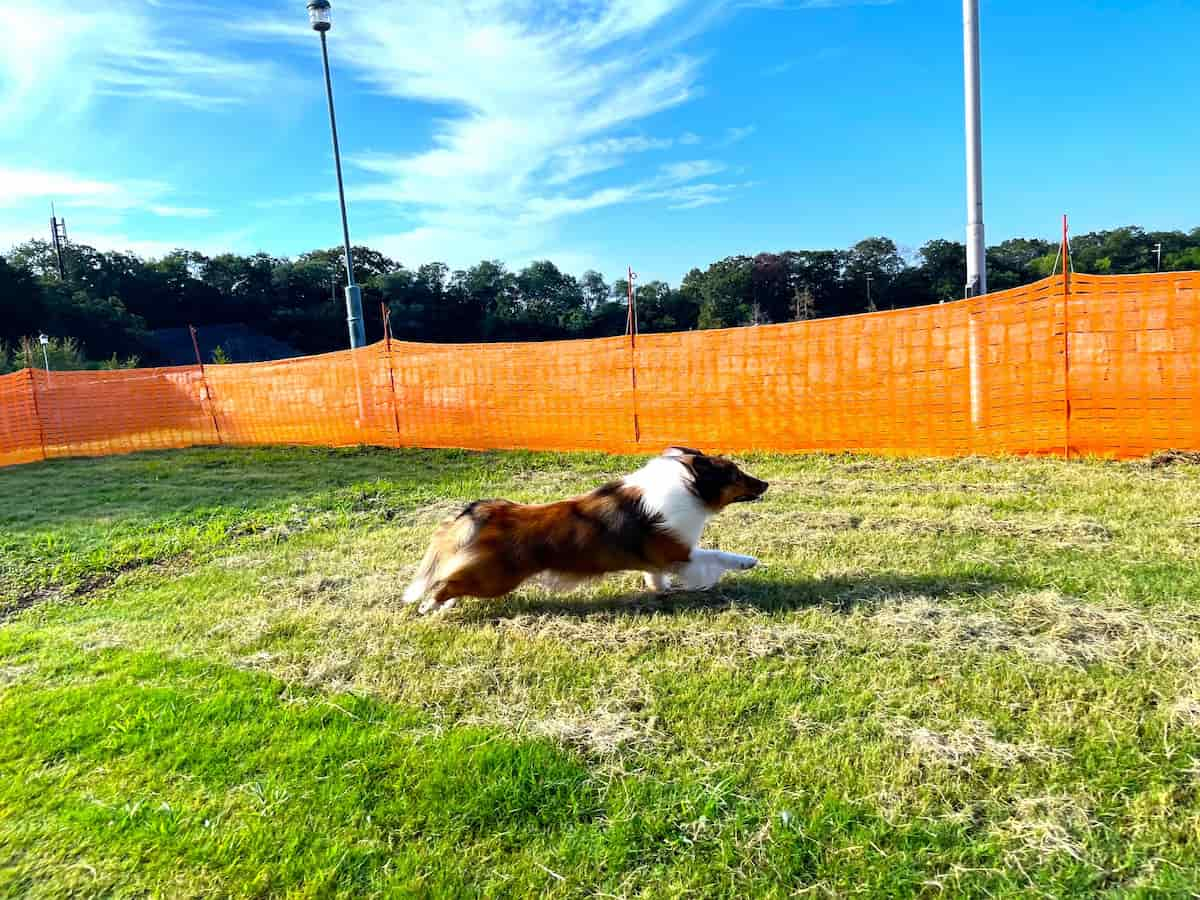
left=663, top=446, right=769, bottom=511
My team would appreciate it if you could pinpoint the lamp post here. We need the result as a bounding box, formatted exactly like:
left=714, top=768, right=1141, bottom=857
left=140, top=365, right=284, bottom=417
left=962, top=0, right=986, bottom=297
left=307, top=0, right=365, bottom=349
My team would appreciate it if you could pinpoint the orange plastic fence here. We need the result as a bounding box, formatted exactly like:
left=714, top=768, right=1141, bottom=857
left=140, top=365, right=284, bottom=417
left=1, top=271, right=1197, bottom=469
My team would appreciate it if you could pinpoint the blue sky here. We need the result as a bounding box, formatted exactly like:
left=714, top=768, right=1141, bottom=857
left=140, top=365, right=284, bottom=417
left=2, top=0, right=1197, bottom=284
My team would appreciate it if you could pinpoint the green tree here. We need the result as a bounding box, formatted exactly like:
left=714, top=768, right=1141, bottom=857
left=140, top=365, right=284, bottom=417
left=917, top=239, right=966, bottom=303
left=697, top=256, right=753, bottom=329
left=515, top=261, right=585, bottom=337
left=845, top=237, right=904, bottom=312
left=0, top=254, right=46, bottom=345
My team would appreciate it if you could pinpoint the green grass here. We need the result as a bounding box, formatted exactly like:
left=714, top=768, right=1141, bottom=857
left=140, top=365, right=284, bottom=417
left=2, top=445, right=1200, bottom=897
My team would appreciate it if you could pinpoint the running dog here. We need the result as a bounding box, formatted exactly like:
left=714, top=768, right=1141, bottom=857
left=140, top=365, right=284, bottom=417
left=402, top=447, right=768, bottom=614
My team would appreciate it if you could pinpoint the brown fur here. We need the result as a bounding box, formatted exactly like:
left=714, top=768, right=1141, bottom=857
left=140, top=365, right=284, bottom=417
left=418, top=485, right=692, bottom=604
left=404, top=447, right=768, bottom=612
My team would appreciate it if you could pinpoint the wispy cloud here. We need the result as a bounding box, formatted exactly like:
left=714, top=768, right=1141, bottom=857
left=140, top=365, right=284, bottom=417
left=1, top=0, right=293, bottom=127
left=0, top=166, right=213, bottom=221
left=148, top=206, right=215, bottom=219
left=0, top=223, right=253, bottom=260
left=719, top=125, right=757, bottom=146
left=738, top=0, right=895, bottom=9
left=238, top=1, right=756, bottom=268
left=760, top=47, right=844, bottom=77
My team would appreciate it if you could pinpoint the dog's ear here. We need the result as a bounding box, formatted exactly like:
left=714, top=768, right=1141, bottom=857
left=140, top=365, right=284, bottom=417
left=664, top=446, right=703, bottom=458
left=676, top=452, right=727, bottom=505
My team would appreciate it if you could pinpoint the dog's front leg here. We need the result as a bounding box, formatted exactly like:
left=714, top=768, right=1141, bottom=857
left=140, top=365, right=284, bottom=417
left=676, top=549, right=758, bottom=590
left=643, top=571, right=672, bottom=592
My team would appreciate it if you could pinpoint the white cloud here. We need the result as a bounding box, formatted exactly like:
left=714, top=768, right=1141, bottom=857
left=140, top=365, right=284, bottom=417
left=235, top=1, right=753, bottom=270
left=0, top=167, right=210, bottom=218
left=0, top=224, right=249, bottom=261
left=0, top=170, right=130, bottom=208
left=738, top=0, right=894, bottom=8
left=0, top=166, right=223, bottom=262
left=720, top=125, right=757, bottom=146
left=659, top=160, right=727, bottom=181
left=0, top=0, right=292, bottom=128
left=148, top=206, right=216, bottom=219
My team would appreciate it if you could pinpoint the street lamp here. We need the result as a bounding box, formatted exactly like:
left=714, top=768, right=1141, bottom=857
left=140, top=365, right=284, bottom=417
left=307, top=0, right=365, bottom=349
left=962, top=0, right=986, bottom=297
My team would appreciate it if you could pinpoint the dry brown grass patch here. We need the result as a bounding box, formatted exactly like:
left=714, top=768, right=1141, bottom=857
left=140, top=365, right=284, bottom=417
left=489, top=612, right=838, bottom=661
left=867, top=590, right=1199, bottom=668
left=888, top=717, right=1064, bottom=768
left=990, top=795, right=1095, bottom=865
left=0, top=664, right=34, bottom=687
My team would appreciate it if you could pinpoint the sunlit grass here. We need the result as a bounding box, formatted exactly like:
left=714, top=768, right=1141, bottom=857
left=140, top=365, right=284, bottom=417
left=2, top=446, right=1199, bottom=896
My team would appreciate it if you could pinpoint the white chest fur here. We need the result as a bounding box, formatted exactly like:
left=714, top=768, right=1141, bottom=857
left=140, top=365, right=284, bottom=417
left=622, top=457, right=710, bottom=548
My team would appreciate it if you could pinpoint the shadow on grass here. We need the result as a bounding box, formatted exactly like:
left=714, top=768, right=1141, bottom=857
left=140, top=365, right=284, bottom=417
left=454, top=570, right=1024, bottom=624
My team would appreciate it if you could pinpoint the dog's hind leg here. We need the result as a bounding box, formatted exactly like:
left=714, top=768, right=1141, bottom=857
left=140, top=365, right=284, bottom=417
left=416, top=562, right=529, bottom=615
left=417, top=581, right=459, bottom=616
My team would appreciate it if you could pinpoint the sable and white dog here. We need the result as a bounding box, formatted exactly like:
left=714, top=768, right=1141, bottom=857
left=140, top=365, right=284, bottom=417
left=402, top=447, right=768, bottom=614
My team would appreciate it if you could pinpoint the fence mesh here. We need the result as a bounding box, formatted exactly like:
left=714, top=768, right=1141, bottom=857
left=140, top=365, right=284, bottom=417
left=1, top=271, right=1197, bottom=468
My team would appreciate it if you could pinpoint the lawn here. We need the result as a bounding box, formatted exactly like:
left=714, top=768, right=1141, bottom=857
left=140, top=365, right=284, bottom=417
left=2, top=445, right=1200, bottom=897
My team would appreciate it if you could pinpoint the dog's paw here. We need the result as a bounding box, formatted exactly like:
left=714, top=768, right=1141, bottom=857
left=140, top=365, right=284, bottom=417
left=731, top=553, right=759, bottom=570
left=418, top=596, right=458, bottom=616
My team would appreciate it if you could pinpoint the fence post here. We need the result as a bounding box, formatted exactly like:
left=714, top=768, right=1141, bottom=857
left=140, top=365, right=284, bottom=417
left=626, top=267, right=641, bottom=444
left=1062, top=215, right=1072, bottom=459
left=968, top=302, right=983, bottom=435
left=189, top=325, right=223, bottom=445
left=382, top=303, right=402, bottom=442
left=25, top=367, right=48, bottom=461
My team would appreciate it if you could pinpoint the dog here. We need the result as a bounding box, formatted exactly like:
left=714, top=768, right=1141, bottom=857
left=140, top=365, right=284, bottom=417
left=402, top=446, right=768, bottom=614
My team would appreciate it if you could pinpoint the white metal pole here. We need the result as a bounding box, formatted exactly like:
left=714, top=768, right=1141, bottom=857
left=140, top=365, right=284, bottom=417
left=963, top=0, right=986, bottom=297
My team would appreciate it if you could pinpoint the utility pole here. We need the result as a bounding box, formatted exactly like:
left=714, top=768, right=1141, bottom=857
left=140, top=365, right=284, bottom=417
left=866, top=273, right=876, bottom=312
left=307, top=0, right=366, bottom=349
left=963, top=0, right=987, bottom=297
left=1152, top=242, right=1163, bottom=271
left=50, top=203, right=68, bottom=280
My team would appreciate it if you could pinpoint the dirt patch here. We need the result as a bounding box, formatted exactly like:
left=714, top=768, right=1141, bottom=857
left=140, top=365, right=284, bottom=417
left=1149, top=450, right=1200, bottom=468
left=1, top=555, right=193, bottom=625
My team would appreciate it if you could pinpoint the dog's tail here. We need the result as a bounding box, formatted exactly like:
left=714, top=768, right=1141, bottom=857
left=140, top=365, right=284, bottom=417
left=402, top=508, right=480, bottom=605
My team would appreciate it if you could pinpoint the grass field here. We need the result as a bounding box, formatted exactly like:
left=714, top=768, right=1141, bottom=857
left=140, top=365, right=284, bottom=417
left=2, top=446, right=1200, bottom=898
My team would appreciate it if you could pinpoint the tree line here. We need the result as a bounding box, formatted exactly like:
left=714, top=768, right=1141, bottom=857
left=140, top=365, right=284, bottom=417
left=2, top=225, right=1197, bottom=371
